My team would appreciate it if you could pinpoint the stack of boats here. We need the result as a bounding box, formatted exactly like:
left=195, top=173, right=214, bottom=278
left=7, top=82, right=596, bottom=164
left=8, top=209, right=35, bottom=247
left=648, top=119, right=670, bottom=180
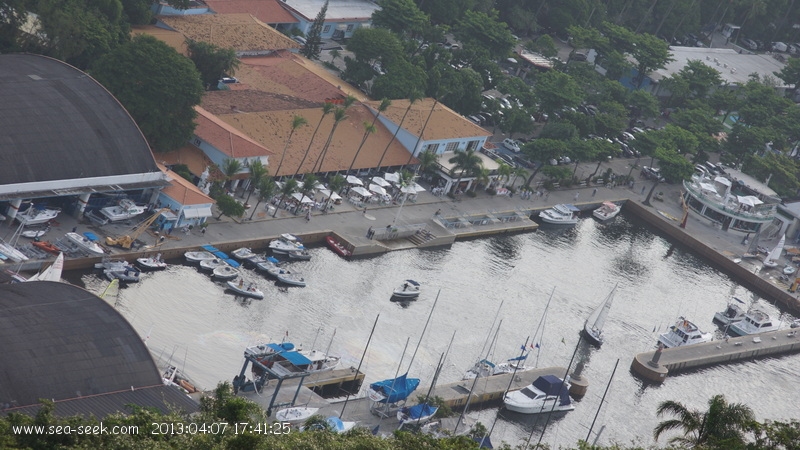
left=269, top=234, right=312, bottom=261
left=187, top=245, right=241, bottom=280
left=95, top=258, right=141, bottom=283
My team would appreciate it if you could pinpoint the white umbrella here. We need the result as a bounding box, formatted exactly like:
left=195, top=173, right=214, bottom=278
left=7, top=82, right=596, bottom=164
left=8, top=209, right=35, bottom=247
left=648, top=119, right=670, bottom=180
left=383, top=172, right=400, bottom=183
left=314, top=181, right=326, bottom=190
left=410, top=182, right=425, bottom=192
left=319, top=189, right=342, bottom=201
left=368, top=183, right=387, bottom=196
left=371, top=176, right=390, bottom=187
left=350, top=186, right=372, bottom=197
left=346, top=175, right=363, bottom=185
left=400, top=185, right=419, bottom=194
left=291, top=192, right=314, bottom=204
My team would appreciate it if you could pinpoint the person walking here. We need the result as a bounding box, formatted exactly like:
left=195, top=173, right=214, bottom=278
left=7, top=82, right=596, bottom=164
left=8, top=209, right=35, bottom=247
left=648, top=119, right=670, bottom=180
left=641, top=185, right=646, bottom=195
left=201, top=227, right=206, bottom=235
left=366, top=226, right=373, bottom=239
left=592, top=188, right=598, bottom=197
left=573, top=192, right=580, bottom=201
left=363, top=206, right=367, bottom=215
left=305, top=211, right=311, bottom=222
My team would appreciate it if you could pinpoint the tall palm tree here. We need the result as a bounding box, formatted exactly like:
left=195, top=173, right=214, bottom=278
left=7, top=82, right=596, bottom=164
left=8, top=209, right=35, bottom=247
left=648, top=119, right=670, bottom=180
left=416, top=150, right=439, bottom=180
left=497, top=163, right=513, bottom=186
left=292, top=103, right=334, bottom=179
left=403, top=96, right=440, bottom=169
left=348, top=121, right=376, bottom=173
left=654, top=394, right=755, bottom=448
left=348, top=98, right=390, bottom=174
left=294, top=174, right=319, bottom=214
left=243, top=159, right=267, bottom=205
left=272, top=178, right=298, bottom=217
left=249, top=177, right=277, bottom=220
left=472, top=167, right=491, bottom=193
left=274, top=115, right=308, bottom=178
left=510, top=166, right=528, bottom=188
left=312, top=107, right=348, bottom=173
left=448, top=148, right=483, bottom=195
left=324, top=174, right=346, bottom=211
left=221, top=158, right=243, bottom=192
left=377, top=91, right=420, bottom=170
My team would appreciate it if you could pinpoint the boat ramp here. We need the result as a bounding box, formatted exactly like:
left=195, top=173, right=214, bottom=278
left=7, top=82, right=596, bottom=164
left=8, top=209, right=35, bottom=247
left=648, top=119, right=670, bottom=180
left=631, top=328, right=800, bottom=383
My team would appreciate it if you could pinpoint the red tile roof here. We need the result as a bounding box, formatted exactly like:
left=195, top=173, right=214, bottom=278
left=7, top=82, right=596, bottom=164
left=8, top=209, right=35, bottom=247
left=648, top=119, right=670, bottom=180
left=159, top=13, right=300, bottom=52
left=194, top=106, right=275, bottom=158
left=204, top=0, right=298, bottom=24
left=156, top=163, right=215, bottom=206
left=238, top=53, right=351, bottom=103
left=365, top=98, right=491, bottom=141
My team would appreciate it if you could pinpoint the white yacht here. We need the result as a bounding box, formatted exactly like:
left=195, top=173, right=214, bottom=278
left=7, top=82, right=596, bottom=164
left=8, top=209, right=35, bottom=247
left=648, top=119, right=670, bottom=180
left=503, top=375, right=574, bottom=414
left=713, top=302, right=745, bottom=326
left=64, top=232, right=105, bottom=255
left=728, top=309, right=780, bottom=336
left=658, top=317, right=713, bottom=348
left=592, top=201, right=621, bottom=221
left=16, top=205, right=60, bottom=226
left=539, top=204, right=580, bottom=225
left=100, top=199, right=146, bottom=222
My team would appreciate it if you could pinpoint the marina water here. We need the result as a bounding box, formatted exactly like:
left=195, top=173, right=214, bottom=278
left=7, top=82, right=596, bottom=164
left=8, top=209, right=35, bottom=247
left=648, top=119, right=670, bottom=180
left=65, top=213, right=799, bottom=448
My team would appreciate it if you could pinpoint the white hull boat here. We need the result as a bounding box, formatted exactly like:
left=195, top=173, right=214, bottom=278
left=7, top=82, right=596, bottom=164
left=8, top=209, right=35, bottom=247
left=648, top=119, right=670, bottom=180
left=713, top=301, right=745, bottom=326
left=784, top=265, right=797, bottom=275
left=185, top=251, right=216, bottom=263
left=256, top=256, right=281, bottom=273
left=539, top=204, right=580, bottom=225
left=583, top=285, right=616, bottom=346
left=100, top=199, right=146, bottom=222
left=658, top=317, right=712, bottom=348
left=137, top=254, right=167, bottom=270
left=21, top=227, right=49, bottom=239
left=0, top=242, right=29, bottom=262
left=26, top=252, right=64, bottom=282
left=398, top=404, right=439, bottom=425
left=226, top=279, right=264, bottom=299
left=231, top=247, right=256, bottom=260
left=592, top=201, right=621, bottom=221
left=64, top=232, right=104, bottom=255
left=199, top=258, right=226, bottom=271
left=269, top=233, right=305, bottom=255
left=104, top=267, right=141, bottom=283
left=463, top=359, right=529, bottom=380
left=16, top=206, right=60, bottom=226
left=763, top=235, right=785, bottom=268
left=275, top=407, right=318, bottom=424
left=212, top=265, right=240, bottom=280
left=728, top=309, right=780, bottom=336
left=275, top=270, right=306, bottom=287
left=287, top=249, right=312, bottom=261
left=504, top=375, right=574, bottom=414
left=392, top=280, right=420, bottom=299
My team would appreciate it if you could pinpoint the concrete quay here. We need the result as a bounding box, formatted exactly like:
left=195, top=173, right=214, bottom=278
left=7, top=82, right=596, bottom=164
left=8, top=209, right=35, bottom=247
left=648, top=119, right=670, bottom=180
left=631, top=328, right=800, bottom=383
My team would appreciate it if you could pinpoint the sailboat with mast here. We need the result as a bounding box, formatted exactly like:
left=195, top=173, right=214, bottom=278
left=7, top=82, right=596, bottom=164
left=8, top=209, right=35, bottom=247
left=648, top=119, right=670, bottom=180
left=763, top=234, right=785, bottom=268
left=582, top=285, right=616, bottom=346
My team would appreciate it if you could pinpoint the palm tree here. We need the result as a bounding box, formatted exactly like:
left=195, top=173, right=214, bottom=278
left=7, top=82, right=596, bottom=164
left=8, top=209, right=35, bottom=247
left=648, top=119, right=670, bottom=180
left=294, top=174, right=319, bottom=214
left=448, top=148, right=483, bottom=196
left=274, top=115, right=308, bottom=178
left=272, top=178, right=298, bottom=217
left=472, top=167, right=491, bottom=193
left=377, top=91, right=420, bottom=170
left=221, top=158, right=243, bottom=193
left=497, top=163, right=513, bottom=187
left=312, top=107, right=348, bottom=173
left=292, top=103, right=334, bottom=179
left=510, top=166, right=528, bottom=188
left=349, top=98, right=390, bottom=174
left=324, top=174, right=346, bottom=211
left=654, top=394, right=755, bottom=448
left=403, top=96, right=441, bottom=169
left=249, top=177, right=277, bottom=220
left=416, top=150, right=439, bottom=180
left=243, top=159, right=267, bottom=205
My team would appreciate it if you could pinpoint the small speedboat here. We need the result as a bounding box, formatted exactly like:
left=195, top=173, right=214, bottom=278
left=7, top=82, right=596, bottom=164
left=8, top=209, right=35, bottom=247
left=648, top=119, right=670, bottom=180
left=287, top=249, right=312, bottom=261
left=199, top=258, right=226, bottom=271
left=271, top=268, right=306, bottom=287
left=226, top=279, right=264, bottom=299
left=185, top=251, right=216, bottom=263
left=728, top=309, right=780, bottom=336
left=539, top=204, right=580, bottom=225
left=713, top=301, right=745, bottom=326
left=16, top=205, right=60, bottom=226
left=100, top=199, right=146, bottom=222
left=212, top=265, right=240, bottom=280
left=95, top=258, right=133, bottom=271
left=783, top=264, right=797, bottom=275
left=275, top=406, right=318, bottom=424
left=137, top=253, right=167, bottom=271
left=21, top=227, right=50, bottom=239
left=503, top=375, right=574, bottom=414
left=255, top=256, right=281, bottom=273
left=658, top=317, right=712, bottom=348
left=32, top=240, right=61, bottom=255
left=392, top=280, right=420, bottom=299
left=269, top=233, right=305, bottom=255
left=592, top=201, right=621, bottom=221
left=231, top=247, right=256, bottom=261
left=104, top=266, right=141, bottom=283
left=64, top=232, right=104, bottom=255
left=325, top=235, right=352, bottom=258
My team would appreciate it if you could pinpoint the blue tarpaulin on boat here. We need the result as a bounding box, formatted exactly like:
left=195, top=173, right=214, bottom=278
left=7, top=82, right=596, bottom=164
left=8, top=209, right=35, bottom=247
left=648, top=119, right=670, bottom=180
left=212, top=251, right=228, bottom=259
left=223, top=259, right=240, bottom=268
left=402, top=403, right=437, bottom=420
left=532, top=375, right=571, bottom=406
left=201, top=245, right=219, bottom=252
left=266, top=342, right=295, bottom=352
left=369, top=373, right=420, bottom=404
left=279, top=351, right=312, bottom=366
left=83, top=232, right=98, bottom=242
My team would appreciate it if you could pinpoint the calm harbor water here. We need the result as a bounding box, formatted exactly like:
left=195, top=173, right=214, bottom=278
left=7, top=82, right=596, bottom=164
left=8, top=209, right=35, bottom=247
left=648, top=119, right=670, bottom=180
left=65, top=213, right=799, bottom=448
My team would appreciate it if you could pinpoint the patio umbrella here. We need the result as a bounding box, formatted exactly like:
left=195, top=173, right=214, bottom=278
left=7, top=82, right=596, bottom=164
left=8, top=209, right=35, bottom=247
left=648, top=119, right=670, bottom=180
left=319, top=189, right=342, bottom=201
left=410, top=182, right=425, bottom=192
left=291, top=192, right=314, bottom=204
left=346, top=175, right=363, bottom=185
left=371, top=176, right=390, bottom=187
left=368, top=184, right=387, bottom=196
left=383, top=172, right=400, bottom=183
left=350, top=186, right=372, bottom=197
left=400, top=184, right=419, bottom=194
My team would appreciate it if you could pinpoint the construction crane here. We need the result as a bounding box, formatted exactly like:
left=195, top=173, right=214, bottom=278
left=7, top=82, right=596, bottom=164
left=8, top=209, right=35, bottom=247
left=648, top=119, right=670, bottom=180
left=105, top=208, right=171, bottom=249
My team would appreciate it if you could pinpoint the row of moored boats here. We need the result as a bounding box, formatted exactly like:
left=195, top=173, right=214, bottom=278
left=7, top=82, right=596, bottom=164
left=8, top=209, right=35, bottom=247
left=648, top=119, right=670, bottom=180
left=538, top=201, right=621, bottom=225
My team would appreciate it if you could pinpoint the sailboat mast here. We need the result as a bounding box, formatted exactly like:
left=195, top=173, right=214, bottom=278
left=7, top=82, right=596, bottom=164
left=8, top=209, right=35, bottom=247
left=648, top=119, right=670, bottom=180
left=323, top=328, right=337, bottom=358
left=404, top=289, right=440, bottom=374
left=340, top=313, right=379, bottom=417
left=586, top=358, right=620, bottom=443
left=413, top=352, right=445, bottom=427
left=533, top=333, right=583, bottom=448
left=310, top=326, right=322, bottom=350
left=475, top=300, right=505, bottom=364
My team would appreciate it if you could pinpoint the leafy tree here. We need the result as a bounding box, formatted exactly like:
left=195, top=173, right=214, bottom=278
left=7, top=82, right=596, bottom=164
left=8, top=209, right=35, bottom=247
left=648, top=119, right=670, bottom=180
left=654, top=394, right=755, bottom=448
left=295, top=173, right=320, bottom=213
left=534, top=70, right=584, bottom=115
left=497, top=162, right=513, bottom=185
left=774, top=57, right=800, bottom=93
left=0, top=0, right=29, bottom=52
left=419, top=0, right=475, bottom=25
left=121, top=0, right=153, bottom=25
left=221, top=158, right=244, bottom=191
left=453, top=9, right=515, bottom=57
left=593, top=102, right=628, bottom=137
left=372, top=0, right=428, bottom=36
left=274, top=115, right=308, bottom=177
left=526, top=34, right=558, bottom=58
left=725, top=123, right=775, bottom=166
left=249, top=177, right=277, bottom=220
left=660, top=73, right=692, bottom=107
left=679, top=59, right=723, bottom=99
left=341, top=56, right=375, bottom=87
left=742, top=153, right=800, bottom=198
left=522, top=138, right=571, bottom=186
left=301, top=0, right=327, bottom=59
left=438, top=67, right=484, bottom=115
left=540, top=122, right=578, bottom=140
left=498, top=77, right=536, bottom=108
left=499, top=106, right=535, bottom=138
left=201, top=382, right=263, bottom=422
left=750, top=419, right=800, bottom=449
left=347, top=27, right=405, bottom=67
left=325, top=174, right=346, bottom=208
left=671, top=105, right=723, bottom=136
left=630, top=32, right=674, bottom=88
left=448, top=148, right=483, bottom=195
left=472, top=166, right=491, bottom=192
left=91, top=35, right=203, bottom=152
left=416, top=150, right=440, bottom=178
left=628, top=89, right=660, bottom=126
left=707, top=89, right=739, bottom=122
left=272, top=178, right=298, bottom=217
left=187, top=40, right=239, bottom=90
left=372, top=59, right=428, bottom=100
left=215, top=194, right=246, bottom=219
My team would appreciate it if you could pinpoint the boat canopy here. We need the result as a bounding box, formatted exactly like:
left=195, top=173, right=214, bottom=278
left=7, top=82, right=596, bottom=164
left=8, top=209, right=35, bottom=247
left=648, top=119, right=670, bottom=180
left=266, top=342, right=295, bottom=352
left=405, top=280, right=420, bottom=286
left=404, top=403, right=437, bottom=420
left=532, top=375, right=571, bottom=406
left=369, top=373, right=420, bottom=404
left=277, top=351, right=313, bottom=366
left=201, top=245, right=219, bottom=252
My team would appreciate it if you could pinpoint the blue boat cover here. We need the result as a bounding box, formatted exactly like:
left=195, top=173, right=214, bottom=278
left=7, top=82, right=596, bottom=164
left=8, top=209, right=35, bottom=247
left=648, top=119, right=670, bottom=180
left=201, top=245, right=219, bottom=252
left=403, top=403, right=437, bottom=420
left=473, top=436, right=494, bottom=449
left=532, top=375, right=571, bottom=406
left=267, top=256, right=280, bottom=264
left=266, top=342, right=295, bottom=352
left=212, top=250, right=229, bottom=259
left=83, top=232, right=98, bottom=241
left=326, top=416, right=345, bottom=432
left=479, top=359, right=495, bottom=368
left=223, top=259, right=241, bottom=268
left=369, top=373, right=420, bottom=404
left=405, top=279, right=420, bottom=286
left=278, top=351, right=312, bottom=366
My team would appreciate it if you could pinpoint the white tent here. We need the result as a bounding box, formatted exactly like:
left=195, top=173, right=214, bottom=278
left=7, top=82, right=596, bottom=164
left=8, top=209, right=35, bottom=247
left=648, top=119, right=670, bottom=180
left=319, top=189, right=342, bottom=201
left=350, top=186, right=372, bottom=197
left=737, top=195, right=763, bottom=207
left=346, top=175, right=363, bottom=185
left=714, top=176, right=732, bottom=187
left=291, top=192, right=314, bottom=204
left=371, top=176, right=391, bottom=187
left=383, top=172, right=400, bottom=183
left=401, top=184, right=419, bottom=194
left=699, top=182, right=718, bottom=194
left=368, top=184, right=387, bottom=196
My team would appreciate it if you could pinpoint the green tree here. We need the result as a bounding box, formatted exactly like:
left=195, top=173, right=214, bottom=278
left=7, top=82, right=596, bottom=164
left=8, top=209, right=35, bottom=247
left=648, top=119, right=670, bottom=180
left=91, top=35, right=204, bottom=151
left=775, top=57, right=800, bottom=93
left=301, top=0, right=327, bottom=59
left=416, top=149, right=439, bottom=178
left=628, top=89, right=660, bottom=126
left=453, top=9, right=515, bottom=57
left=294, top=102, right=335, bottom=178
left=372, top=0, right=428, bottom=36
left=654, top=394, right=755, bottom=448
left=438, top=67, right=484, bottom=115
left=325, top=174, right=347, bottom=209
left=272, top=178, right=298, bottom=217
left=526, top=34, right=558, bottom=58
left=742, top=153, right=800, bottom=198
left=678, top=59, right=723, bottom=99
left=187, top=40, right=240, bottom=90
left=472, top=166, right=491, bottom=192
left=215, top=194, right=246, bottom=219
left=372, top=59, right=428, bottom=100
left=0, top=0, right=29, bottom=53
left=295, top=173, right=320, bottom=213
left=448, top=148, right=483, bottom=195
left=221, top=158, right=243, bottom=191
left=497, top=162, right=513, bottom=185
left=631, top=32, right=674, bottom=89
left=499, top=106, right=535, bottom=138
left=274, top=115, right=308, bottom=177
left=347, top=27, right=404, bottom=67
left=522, top=138, right=570, bottom=186
left=243, top=159, right=267, bottom=205
left=534, top=70, right=584, bottom=115
left=249, top=177, right=277, bottom=220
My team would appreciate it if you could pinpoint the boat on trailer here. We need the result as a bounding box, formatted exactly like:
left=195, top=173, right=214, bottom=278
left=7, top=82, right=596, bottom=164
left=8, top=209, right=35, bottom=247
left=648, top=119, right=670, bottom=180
left=15, top=205, right=60, bottom=226
left=64, top=232, right=104, bottom=255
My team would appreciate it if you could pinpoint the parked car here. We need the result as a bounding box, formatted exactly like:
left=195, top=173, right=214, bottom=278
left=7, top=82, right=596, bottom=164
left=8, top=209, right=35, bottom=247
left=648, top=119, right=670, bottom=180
left=502, top=138, right=521, bottom=153
left=741, top=38, right=758, bottom=50
left=496, top=153, right=517, bottom=168
left=641, top=166, right=664, bottom=181
left=704, top=161, right=720, bottom=175
left=220, top=77, right=239, bottom=84
left=293, top=36, right=307, bottom=45
left=772, top=41, right=788, bottom=52
left=694, top=164, right=709, bottom=177
left=467, top=115, right=482, bottom=125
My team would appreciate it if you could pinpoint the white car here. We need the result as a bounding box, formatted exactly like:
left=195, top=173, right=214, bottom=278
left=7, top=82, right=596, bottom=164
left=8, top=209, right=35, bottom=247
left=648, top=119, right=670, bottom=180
left=502, top=138, right=521, bottom=153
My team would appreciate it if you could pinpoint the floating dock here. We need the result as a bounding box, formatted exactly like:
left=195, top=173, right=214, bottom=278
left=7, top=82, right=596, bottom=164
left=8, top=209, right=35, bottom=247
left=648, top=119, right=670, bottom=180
left=631, top=329, right=800, bottom=383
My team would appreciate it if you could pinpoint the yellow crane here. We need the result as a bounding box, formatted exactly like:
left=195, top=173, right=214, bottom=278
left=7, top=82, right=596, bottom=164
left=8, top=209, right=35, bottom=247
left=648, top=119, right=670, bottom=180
left=105, top=208, right=171, bottom=249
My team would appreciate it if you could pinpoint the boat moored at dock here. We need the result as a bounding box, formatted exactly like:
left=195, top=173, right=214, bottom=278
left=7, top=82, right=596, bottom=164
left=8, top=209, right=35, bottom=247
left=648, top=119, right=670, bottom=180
left=728, top=309, right=780, bottom=336
left=657, top=317, right=712, bottom=348
left=503, top=375, right=574, bottom=414
left=539, top=204, right=580, bottom=225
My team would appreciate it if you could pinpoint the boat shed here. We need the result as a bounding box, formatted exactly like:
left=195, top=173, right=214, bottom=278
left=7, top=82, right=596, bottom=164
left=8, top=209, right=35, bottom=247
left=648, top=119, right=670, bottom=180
left=0, top=54, right=170, bottom=222
left=0, top=281, right=198, bottom=417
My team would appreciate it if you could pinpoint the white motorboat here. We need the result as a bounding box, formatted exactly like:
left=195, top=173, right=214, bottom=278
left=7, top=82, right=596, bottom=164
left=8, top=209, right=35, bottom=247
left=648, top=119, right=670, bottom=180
left=592, top=201, right=621, bottom=221
left=713, top=301, right=746, bottom=326
left=212, top=264, right=240, bottom=280
left=658, top=317, right=713, bottom=348
left=287, top=249, right=312, bottom=261
left=728, top=309, right=780, bottom=336
left=763, top=235, right=785, bottom=268
left=15, top=205, right=60, bottom=226
left=275, top=406, right=318, bottom=424
left=783, top=264, right=797, bottom=275
left=199, top=258, right=226, bottom=271
left=185, top=251, right=216, bottom=263
left=64, top=232, right=105, bottom=255
left=256, top=256, right=281, bottom=273
left=539, top=204, right=580, bottom=225
left=392, top=280, right=420, bottom=299
left=231, top=247, right=256, bottom=261
left=298, top=349, right=340, bottom=372
left=137, top=253, right=167, bottom=271
left=582, top=285, right=616, bottom=346
left=463, top=358, right=529, bottom=380
left=244, top=341, right=339, bottom=375
left=503, top=375, right=574, bottom=414
left=791, top=319, right=800, bottom=329
left=104, top=266, right=141, bottom=283
left=226, top=279, right=264, bottom=299
left=276, top=270, right=306, bottom=287
left=269, top=233, right=305, bottom=255
left=0, top=242, right=29, bottom=262
left=21, top=227, right=49, bottom=239
left=100, top=199, right=146, bottom=222
left=94, top=258, right=133, bottom=271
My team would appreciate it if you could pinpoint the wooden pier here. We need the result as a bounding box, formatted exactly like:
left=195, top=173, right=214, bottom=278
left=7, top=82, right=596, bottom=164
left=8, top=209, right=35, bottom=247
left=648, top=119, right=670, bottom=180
left=631, top=329, right=800, bottom=383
